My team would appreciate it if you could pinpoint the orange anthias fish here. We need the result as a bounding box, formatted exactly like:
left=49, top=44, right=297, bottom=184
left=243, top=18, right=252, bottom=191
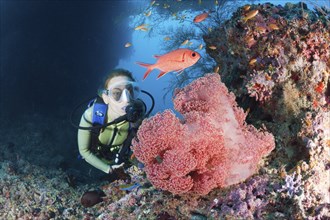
left=242, top=9, right=259, bottom=23
left=136, top=48, right=201, bottom=80
left=193, top=11, right=209, bottom=23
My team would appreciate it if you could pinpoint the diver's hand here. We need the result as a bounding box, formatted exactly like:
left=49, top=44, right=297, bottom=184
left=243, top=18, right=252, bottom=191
left=109, top=163, right=124, bottom=174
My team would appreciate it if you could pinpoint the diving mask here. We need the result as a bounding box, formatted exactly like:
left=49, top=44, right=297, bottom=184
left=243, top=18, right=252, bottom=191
left=104, top=81, right=140, bottom=103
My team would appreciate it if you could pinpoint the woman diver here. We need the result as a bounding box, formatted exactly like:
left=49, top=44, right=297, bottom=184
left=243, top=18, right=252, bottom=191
left=76, top=68, right=148, bottom=179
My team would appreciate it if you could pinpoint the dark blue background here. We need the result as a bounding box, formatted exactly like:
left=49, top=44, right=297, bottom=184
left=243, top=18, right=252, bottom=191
left=1, top=0, right=132, bottom=118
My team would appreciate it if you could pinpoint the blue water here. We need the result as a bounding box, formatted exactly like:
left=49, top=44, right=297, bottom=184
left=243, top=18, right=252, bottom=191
left=1, top=0, right=329, bottom=117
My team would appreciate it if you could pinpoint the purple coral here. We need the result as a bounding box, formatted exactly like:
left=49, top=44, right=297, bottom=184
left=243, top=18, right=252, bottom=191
left=278, top=172, right=303, bottom=198
left=211, top=175, right=271, bottom=219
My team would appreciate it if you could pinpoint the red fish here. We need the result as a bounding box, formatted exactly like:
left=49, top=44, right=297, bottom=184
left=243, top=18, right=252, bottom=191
left=193, top=11, right=209, bottom=23
left=136, top=48, right=201, bottom=80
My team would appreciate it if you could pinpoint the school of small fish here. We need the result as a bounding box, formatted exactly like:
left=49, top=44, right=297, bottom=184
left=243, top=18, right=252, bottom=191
left=129, top=1, right=266, bottom=80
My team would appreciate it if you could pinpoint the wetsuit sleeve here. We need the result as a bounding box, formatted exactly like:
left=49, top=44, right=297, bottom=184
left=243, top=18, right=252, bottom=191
left=77, top=107, right=111, bottom=174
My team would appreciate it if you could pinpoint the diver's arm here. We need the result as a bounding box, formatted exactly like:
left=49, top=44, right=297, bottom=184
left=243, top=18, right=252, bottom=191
left=77, top=108, right=111, bottom=174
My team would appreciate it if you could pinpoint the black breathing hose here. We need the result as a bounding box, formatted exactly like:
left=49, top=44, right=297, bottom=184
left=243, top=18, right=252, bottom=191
left=70, top=90, right=155, bottom=130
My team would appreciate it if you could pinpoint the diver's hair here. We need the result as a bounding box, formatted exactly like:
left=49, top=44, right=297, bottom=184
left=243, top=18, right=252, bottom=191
left=103, top=68, right=135, bottom=89
left=98, top=68, right=135, bottom=97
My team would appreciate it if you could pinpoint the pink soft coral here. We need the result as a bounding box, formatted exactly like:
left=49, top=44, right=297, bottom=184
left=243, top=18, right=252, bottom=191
left=132, top=73, right=275, bottom=195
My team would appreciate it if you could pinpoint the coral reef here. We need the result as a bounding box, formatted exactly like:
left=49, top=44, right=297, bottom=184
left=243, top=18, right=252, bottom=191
left=0, top=158, right=87, bottom=219
left=204, top=2, right=329, bottom=113
left=132, top=73, right=275, bottom=195
left=1, top=2, right=329, bottom=219
left=203, top=2, right=330, bottom=219
left=209, top=175, right=273, bottom=219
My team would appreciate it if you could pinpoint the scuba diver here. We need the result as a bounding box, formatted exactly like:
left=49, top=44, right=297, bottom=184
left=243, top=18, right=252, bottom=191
left=74, top=68, right=153, bottom=181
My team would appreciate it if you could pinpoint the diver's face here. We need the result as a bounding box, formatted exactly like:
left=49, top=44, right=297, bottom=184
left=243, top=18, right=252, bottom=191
left=102, top=76, right=133, bottom=118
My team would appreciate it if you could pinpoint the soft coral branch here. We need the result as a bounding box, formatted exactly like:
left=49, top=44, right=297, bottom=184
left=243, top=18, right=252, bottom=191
left=132, top=73, right=275, bottom=195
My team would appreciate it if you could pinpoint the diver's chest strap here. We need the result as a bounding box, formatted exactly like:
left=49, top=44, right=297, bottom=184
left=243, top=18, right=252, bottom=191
left=90, top=126, right=127, bottom=164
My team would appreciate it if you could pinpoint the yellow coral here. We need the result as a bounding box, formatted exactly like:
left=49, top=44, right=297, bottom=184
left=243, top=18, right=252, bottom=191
left=283, top=81, right=301, bottom=116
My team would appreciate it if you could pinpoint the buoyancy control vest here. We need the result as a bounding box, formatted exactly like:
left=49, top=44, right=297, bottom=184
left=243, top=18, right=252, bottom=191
left=88, top=96, right=140, bottom=165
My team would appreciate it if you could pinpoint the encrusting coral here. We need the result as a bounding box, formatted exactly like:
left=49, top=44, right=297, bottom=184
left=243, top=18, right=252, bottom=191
left=204, top=2, right=329, bottom=121
left=132, top=73, right=275, bottom=195
left=203, top=2, right=330, bottom=218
